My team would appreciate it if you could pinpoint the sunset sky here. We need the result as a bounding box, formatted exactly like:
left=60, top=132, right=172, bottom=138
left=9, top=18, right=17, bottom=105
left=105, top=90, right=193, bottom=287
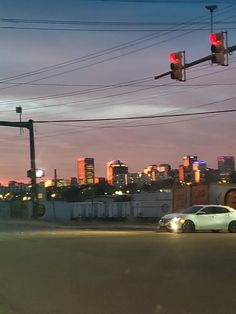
left=0, top=0, right=236, bottom=183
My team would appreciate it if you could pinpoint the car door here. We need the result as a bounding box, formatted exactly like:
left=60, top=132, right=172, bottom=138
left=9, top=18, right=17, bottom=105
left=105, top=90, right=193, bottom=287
left=211, top=206, right=231, bottom=230
left=194, top=206, right=215, bottom=230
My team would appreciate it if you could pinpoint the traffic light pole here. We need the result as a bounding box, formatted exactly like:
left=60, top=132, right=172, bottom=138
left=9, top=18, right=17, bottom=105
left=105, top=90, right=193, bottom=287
left=0, top=120, right=37, bottom=214
left=154, top=44, right=236, bottom=80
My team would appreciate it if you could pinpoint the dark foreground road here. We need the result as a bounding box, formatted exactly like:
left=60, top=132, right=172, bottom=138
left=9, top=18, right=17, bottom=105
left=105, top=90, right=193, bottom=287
left=0, top=221, right=236, bottom=314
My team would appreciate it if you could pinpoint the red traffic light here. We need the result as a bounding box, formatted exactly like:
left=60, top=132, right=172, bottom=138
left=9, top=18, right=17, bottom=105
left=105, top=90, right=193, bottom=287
left=169, top=52, right=181, bottom=64
left=209, top=33, right=223, bottom=46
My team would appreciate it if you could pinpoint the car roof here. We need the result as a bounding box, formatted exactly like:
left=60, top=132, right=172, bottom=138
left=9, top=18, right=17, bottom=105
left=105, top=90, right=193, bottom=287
left=193, top=204, right=236, bottom=211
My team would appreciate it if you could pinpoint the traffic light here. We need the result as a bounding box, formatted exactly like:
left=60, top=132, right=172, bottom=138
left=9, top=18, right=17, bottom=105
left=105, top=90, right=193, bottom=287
left=209, top=32, right=227, bottom=65
left=169, top=51, right=185, bottom=81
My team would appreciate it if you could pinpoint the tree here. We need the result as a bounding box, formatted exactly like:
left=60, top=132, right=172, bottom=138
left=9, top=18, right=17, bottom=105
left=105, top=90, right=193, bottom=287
left=62, top=186, right=83, bottom=202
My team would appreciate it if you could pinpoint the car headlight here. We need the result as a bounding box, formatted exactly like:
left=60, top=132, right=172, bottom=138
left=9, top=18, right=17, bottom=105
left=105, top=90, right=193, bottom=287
left=172, top=217, right=180, bottom=222
left=170, top=221, right=179, bottom=231
left=171, top=217, right=185, bottom=224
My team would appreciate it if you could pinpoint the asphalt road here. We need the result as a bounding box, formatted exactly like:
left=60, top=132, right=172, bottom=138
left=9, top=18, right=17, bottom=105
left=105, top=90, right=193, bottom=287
left=0, top=221, right=236, bottom=314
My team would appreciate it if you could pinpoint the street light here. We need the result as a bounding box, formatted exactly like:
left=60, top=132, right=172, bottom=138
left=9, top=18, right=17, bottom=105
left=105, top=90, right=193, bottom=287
left=205, top=5, right=218, bottom=33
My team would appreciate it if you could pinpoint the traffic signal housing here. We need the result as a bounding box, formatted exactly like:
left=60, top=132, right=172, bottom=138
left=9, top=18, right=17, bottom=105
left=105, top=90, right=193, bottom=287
left=169, top=51, right=185, bottom=81
left=209, top=32, right=228, bottom=66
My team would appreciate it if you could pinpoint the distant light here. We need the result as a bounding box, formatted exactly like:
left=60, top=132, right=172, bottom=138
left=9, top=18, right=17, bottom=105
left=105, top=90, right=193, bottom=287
left=115, top=191, right=123, bottom=195
left=35, top=169, right=45, bottom=178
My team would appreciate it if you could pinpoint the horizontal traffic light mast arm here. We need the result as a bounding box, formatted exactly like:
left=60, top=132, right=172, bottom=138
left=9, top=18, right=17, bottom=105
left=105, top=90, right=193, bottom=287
left=0, top=120, right=33, bottom=129
left=185, top=55, right=212, bottom=69
left=228, top=45, right=236, bottom=53
left=154, top=44, right=236, bottom=80
left=154, top=70, right=172, bottom=80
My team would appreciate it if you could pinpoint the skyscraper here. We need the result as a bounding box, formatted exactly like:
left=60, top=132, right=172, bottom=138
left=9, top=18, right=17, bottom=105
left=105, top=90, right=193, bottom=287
left=179, top=155, right=198, bottom=183
left=192, top=161, right=207, bottom=183
left=183, top=155, right=198, bottom=167
left=107, top=160, right=128, bottom=186
left=143, top=165, right=158, bottom=181
left=77, top=158, right=95, bottom=185
left=217, top=156, right=235, bottom=174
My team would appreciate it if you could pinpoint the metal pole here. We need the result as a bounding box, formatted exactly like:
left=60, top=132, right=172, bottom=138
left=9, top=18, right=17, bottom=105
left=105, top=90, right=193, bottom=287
left=28, top=119, right=37, bottom=216
left=210, top=10, right=213, bottom=33
left=205, top=5, right=218, bottom=34
left=54, top=169, right=57, bottom=188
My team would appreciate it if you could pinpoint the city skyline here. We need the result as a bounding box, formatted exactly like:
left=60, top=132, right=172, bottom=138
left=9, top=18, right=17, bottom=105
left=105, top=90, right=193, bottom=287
left=1, top=153, right=235, bottom=185
left=0, top=0, right=236, bottom=183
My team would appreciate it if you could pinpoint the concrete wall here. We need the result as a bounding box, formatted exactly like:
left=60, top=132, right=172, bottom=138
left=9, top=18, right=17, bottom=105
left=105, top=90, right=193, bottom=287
left=41, top=201, right=72, bottom=221
left=0, top=191, right=172, bottom=221
left=40, top=192, right=172, bottom=221
left=0, top=200, right=32, bottom=218
left=132, top=192, right=172, bottom=218
left=2, top=187, right=236, bottom=221
left=0, top=201, right=11, bottom=218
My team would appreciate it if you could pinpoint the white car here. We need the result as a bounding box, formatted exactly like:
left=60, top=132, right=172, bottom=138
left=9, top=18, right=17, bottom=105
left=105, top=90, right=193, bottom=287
left=158, top=205, right=236, bottom=233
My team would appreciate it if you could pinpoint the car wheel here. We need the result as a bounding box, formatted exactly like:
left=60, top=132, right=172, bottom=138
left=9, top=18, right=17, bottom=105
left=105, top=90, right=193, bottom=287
left=228, top=221, right=236, bottom=233
left=182, top=220, right=195, bottom=233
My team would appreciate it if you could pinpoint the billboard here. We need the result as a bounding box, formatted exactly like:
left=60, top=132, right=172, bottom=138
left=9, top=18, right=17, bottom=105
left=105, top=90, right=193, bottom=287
left=191, top=185, right=209, bottom=205
left=224, top=189, right=236, bottom=209
left=173, top=187, right=188, bottom=212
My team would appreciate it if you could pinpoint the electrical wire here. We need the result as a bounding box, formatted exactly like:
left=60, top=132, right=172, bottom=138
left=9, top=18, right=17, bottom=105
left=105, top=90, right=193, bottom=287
left=1, top=17, right=236, bottom=26
left=33, top=108, right=236, bottom=124
left=0, top=7, right=230, bottom=86
left=1, top=50, right=235, bottom=110
left=21, top=63, right=236, bottom=113
left=0, top=4, right=233, bottom=98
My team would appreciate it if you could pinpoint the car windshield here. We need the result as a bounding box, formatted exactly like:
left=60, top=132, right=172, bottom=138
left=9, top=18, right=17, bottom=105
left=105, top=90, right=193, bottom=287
left=182, top=206, right=204, bottom=214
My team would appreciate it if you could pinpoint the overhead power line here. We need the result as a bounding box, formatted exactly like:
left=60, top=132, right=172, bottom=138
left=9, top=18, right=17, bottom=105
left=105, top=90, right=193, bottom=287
left=87, top=0, right=235, bottom=3
left=35, top=115, right=217, bottom=139
left=1, top=61, right=234, bottom=115
left=0, top=5, right=233, bottom=90
left=1, top=17, right=236, bottom=26
left=0, top=8, right=225, bottom=84
left=2, top=26, right=236, bottom=32
left=34, top=108, right=236, bottom=124
left=0, top=26, right=216, bottom=90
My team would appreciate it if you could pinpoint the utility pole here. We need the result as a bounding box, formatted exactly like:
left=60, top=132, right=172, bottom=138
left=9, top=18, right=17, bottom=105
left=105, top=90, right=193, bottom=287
left=28, top=119, right=37, bottom=215
left=205, top=5, right=218, bottom=33
left=54, top=169, right=57, bottom=188
left=0, top=120, right=37, bottom=215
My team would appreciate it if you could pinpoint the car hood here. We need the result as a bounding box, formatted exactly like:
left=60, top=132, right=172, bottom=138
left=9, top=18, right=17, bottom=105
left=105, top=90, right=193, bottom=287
left=161, top=213, right=188, bottom=220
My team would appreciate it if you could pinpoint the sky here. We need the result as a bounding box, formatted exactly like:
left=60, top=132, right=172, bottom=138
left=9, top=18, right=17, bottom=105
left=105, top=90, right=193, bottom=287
left=0, top=0, right=236, bottom=184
